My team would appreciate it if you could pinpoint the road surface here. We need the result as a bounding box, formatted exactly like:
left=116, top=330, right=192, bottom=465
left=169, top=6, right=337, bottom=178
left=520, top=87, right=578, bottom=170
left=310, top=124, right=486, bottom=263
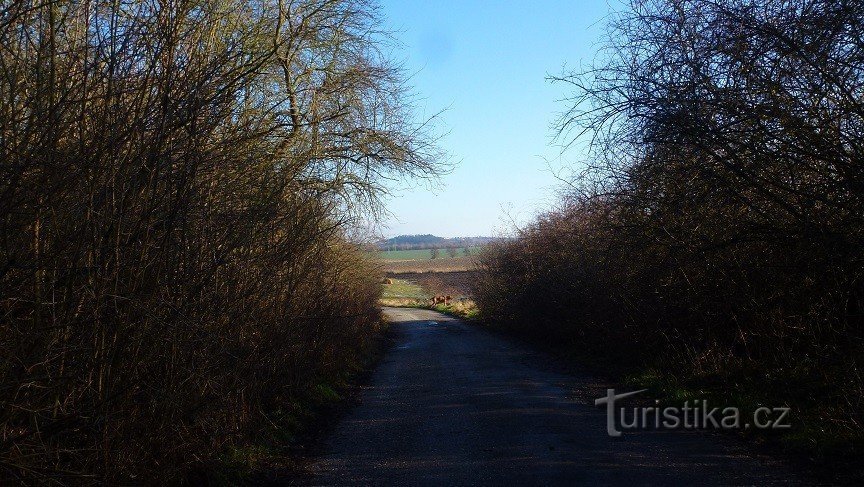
left=300, top=307, right=800, bottom=485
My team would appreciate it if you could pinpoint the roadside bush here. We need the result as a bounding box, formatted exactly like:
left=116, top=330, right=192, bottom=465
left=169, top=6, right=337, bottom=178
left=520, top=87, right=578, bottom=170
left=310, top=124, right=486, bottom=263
left=0, top=0, right=439, bottom=482
left=477, top=0, right=864, bottom=461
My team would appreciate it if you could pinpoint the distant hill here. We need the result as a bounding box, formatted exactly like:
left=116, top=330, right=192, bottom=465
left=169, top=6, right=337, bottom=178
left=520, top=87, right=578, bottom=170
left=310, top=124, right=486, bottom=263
left=378, top=234, right=499, bottom=251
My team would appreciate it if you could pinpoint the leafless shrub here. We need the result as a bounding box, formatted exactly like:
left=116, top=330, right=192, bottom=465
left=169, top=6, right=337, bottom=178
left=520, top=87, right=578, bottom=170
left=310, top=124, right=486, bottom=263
left=0, top=0, right=441, bottom=482
left=478, top=0, right=864, bottom=456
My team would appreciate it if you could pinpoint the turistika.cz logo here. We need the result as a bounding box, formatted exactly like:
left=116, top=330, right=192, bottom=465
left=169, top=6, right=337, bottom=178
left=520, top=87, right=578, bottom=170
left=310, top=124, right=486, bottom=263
left=595, top=389, right=791, bottom=437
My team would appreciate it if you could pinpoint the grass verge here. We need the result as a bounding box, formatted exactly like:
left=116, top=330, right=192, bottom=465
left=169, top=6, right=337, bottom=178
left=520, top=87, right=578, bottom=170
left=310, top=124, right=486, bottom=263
left=379, top=272, right=480, bottom=318
left=206, top=321, right=394, bottom=485
left=379, top=278, right=479, bottom=320
left=429, top=300, right=479, bottom=320
left=475, top=325, right=861, bottom=485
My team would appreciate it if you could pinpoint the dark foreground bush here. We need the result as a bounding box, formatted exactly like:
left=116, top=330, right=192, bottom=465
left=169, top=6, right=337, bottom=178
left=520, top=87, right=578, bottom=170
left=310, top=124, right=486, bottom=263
left=0, top=0, right=439, bottom=482
left=477, top=0, right=864, bottom=467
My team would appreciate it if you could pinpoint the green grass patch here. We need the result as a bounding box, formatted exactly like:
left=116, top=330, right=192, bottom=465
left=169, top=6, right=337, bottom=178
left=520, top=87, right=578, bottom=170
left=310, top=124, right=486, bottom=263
left=207, top=321, right=392, bottom=484
left=311, top=383, right=342, bottom=403
left=381, top=278, right=429, bottom=299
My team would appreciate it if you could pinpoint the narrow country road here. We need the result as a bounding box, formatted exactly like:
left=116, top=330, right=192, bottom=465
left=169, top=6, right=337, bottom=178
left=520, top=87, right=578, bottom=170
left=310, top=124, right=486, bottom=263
left=300, top=307, right=800, bottom=486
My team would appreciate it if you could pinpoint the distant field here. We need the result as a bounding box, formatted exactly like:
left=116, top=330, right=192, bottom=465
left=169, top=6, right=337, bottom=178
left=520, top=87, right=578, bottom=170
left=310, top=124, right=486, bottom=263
left=371, top=247, right=481, bottom=273
left=381, top=257, right=473, bottom=273
left=373, top=247, right=479, bottom=261
left=381, top=278, right=429, bottom=299
left=391, top=271, right=477, bottom=299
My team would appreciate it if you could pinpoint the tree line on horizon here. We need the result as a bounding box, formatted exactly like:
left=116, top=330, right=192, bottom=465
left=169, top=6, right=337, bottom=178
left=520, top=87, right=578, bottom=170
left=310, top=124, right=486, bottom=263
left=476, top=0, right=864, bottom=466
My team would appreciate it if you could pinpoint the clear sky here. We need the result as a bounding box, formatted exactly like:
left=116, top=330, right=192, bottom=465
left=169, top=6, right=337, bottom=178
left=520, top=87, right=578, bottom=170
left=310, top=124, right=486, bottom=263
left=378, top=0, right=610, bottom=238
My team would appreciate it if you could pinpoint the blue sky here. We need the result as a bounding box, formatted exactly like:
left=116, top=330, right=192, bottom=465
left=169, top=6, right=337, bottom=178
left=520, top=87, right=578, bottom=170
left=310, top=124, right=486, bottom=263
left=378, top=0, right=610, bottom=238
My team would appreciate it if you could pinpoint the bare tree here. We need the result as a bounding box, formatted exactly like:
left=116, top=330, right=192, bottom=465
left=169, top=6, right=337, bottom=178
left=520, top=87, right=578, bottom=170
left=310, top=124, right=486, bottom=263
left=478, top=0, right=864, bottom=461
left=0, top=0, right=443, bottom=482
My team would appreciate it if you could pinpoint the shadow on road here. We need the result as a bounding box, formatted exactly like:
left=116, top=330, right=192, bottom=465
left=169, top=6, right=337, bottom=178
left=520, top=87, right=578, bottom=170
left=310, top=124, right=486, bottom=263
left=293, top=308, right=800, bottom=486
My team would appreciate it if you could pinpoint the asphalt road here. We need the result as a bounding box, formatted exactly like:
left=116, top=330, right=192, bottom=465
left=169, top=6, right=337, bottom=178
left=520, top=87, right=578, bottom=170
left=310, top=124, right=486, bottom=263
left=300, top=307, right=800, bottom=486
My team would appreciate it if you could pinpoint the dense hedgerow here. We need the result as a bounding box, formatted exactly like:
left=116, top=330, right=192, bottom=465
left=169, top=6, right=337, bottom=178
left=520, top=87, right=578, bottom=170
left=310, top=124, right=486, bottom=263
left=477, top=0, right=864, bottom=459
left=0, top=0, right=440, bottom=482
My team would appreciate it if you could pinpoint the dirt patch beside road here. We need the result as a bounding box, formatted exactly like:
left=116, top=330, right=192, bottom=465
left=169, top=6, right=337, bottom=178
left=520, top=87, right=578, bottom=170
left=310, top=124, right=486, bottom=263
left=387, top=270, right=477, bottom=299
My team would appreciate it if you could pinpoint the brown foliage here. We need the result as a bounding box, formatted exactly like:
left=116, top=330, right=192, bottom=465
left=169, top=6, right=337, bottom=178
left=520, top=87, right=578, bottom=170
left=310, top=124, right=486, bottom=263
left=477, top=0, right=864, bottom=458
left=0, top=0, right=440, bottom=482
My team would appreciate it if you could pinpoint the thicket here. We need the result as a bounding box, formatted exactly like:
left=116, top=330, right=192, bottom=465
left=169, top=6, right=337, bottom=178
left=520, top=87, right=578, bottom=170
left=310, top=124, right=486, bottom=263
left=476, top=0, right=864, bottom=460
left=0, top=0, right=439, bottom=482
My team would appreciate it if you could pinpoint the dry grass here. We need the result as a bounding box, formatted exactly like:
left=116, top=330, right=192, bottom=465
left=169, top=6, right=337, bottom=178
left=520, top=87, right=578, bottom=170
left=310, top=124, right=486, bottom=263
left=378, top=271, right=480, bottom=319
left=431, top=299, right=479, bottom=319
left=379, top=297, right=427, bottom=307
left=387, top=271, right=478, bottom=298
